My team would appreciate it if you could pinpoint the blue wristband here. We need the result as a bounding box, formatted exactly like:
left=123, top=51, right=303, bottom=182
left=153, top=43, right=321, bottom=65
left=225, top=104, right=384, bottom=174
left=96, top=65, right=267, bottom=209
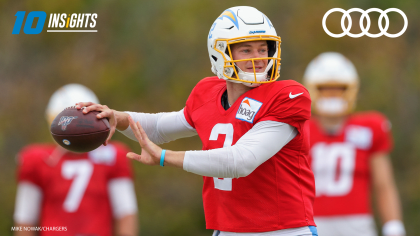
left=160, top=149, right=166, bottom=167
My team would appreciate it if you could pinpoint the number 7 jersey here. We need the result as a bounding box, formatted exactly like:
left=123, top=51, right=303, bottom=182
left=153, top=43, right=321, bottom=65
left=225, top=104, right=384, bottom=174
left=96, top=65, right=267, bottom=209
left=16, top=141, right=133, bottom=236
left=183, top=77, right=316, bottom=232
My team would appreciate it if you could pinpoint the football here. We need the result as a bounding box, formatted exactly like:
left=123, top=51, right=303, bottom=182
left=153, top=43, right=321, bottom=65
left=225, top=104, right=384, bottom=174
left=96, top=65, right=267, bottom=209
left=50, top=106, right=110, bottom=153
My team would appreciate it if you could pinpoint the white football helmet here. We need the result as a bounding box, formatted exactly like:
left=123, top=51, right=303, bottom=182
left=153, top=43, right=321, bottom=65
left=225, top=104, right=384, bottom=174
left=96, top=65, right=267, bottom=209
left=46, top=84, right=99, bottom=125
left=208, top=6, right=281, bottom=87
left=303, top=52, right=359, bottom=116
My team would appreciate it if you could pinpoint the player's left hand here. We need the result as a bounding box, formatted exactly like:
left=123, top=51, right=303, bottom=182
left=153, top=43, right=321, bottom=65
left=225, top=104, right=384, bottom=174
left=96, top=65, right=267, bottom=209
left=126, top=116, right=162, bottom=165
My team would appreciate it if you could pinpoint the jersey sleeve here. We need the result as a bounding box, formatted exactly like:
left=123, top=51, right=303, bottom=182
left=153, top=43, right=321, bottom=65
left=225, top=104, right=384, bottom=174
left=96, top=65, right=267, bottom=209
left=184, top=77, right=225, bottom=129
left=108, top=142, right=133, bottom=179
left=257, top=83, right=311, bottom=128
left=184, top=81, right=201, bottom=129
left=183, top=104, right=195, bottom=129
left=369, top=113, right=393, bottom=154
left=16, top=146, right=43, bottom=187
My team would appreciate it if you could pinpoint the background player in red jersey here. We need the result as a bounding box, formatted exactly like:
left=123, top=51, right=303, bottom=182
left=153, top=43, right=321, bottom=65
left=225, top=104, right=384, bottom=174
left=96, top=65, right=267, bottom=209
left=77, top=6, right=318, bottom=236
left=14, top=84, right=138, bottom=236
left=303, top=52, right=406, bottom=236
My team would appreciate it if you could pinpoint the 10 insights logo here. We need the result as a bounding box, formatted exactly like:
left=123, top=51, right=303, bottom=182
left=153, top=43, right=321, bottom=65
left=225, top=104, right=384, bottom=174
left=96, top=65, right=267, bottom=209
left=13, top=11, right=98, bottom=34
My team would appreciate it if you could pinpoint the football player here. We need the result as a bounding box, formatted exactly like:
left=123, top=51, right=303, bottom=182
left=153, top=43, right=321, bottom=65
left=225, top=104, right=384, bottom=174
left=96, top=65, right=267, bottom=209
left=14, top=84, right=138, bottom=236
left=77, top=6, right=318, bottom=236
left=303, top=52, right=405, bottom=236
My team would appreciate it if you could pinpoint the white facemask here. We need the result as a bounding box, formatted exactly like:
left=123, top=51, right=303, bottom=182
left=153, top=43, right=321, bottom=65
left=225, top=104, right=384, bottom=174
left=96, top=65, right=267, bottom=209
left=316, top=97, right=348, bottom=115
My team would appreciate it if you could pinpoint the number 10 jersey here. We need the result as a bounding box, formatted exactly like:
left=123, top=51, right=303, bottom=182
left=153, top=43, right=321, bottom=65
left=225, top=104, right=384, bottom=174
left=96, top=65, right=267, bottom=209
left=308, top=112, right=393, bottom=216
left=183, top=77, right=316, bottom=232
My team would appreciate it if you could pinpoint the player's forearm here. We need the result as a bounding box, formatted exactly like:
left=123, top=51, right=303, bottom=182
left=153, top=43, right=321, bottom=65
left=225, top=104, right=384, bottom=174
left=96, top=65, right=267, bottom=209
left=162, top=150, right=185, bottom=168
left=370, top=154, right=405, bottom=236
left=115, top=111, right=130, bottom=131
left=129, top=121, right=296, bottom=177
left=114, top=214, right=138, bottom=236
left=371, top=154, right=403, bottom=222
left=120, top=110, right=196, bottom=144
left=14, top=224, right=36, bottom=236
left=183, top=121, right=296, bottom=178
left=377, top=188, right=406, bottom=236
left=376, top=181, right=403, bottom=223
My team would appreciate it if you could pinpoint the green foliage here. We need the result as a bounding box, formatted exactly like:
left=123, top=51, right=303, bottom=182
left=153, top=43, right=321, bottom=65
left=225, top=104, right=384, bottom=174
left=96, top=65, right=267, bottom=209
left=1, top=0, right=419, bottom=235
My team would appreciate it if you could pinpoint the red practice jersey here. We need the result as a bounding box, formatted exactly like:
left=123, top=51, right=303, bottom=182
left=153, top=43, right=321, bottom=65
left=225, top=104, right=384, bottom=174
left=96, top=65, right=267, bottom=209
left=17, top=141, right=133, bottom=236
left=184, top=77, right=315, bottom=232
left=308, top=112, right=393, bottom=216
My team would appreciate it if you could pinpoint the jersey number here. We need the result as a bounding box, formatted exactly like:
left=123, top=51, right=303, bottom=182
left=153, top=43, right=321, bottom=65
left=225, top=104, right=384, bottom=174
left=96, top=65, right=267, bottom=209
left=210, top=123, right=234, bottom=191
left=311, top=143, right=356, bottom=196
left=61, top=160, right=93, bottom=212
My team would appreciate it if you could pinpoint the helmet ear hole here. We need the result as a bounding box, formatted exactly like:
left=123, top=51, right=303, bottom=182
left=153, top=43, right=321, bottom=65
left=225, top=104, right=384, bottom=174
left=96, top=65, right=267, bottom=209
left=266, top=58, right=275, bottom=79
left=267, top=40, right=276, bottom=57
left=225, top=48, right=230, bottom=56
left=211, top=55, right=218, bottom=62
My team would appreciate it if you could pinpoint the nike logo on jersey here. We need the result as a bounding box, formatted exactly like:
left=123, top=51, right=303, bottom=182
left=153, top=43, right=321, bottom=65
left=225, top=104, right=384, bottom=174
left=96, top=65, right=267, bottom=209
left=236, top=97, right=263, bottom=123
left=289, top=92, right=303, bottom=99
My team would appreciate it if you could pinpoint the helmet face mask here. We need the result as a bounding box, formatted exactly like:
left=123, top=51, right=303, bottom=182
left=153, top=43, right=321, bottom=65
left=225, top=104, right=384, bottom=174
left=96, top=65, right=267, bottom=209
left=208, top=7, right=281, bottom=87
left=303, top=52, right=359, bottom=117
left=313, top=84, right=356, bottom=116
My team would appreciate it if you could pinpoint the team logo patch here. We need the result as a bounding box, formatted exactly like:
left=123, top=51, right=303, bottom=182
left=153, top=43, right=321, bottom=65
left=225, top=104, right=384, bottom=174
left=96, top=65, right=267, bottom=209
left=235, top=97, right=263, bottom=123
left=345, top=125, right=373, bottom=150
left=58, top=116, right=78, bottom=131
left=62, top=139, right=71, bottom=145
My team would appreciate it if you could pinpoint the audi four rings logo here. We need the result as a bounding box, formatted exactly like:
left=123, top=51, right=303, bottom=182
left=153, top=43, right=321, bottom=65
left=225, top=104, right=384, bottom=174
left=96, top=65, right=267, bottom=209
left=322, top=8, right=408, bottom=38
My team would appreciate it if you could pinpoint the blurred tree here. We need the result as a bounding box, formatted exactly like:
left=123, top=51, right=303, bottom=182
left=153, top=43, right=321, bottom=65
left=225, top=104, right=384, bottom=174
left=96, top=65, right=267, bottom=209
left=0, top=0, right=419, bottom=235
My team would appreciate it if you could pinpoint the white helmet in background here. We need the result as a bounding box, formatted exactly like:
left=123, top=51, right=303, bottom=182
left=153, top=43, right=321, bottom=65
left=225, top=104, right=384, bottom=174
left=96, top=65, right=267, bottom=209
left=303, top=52, right=359, bottom=116
left=208, top=6, right=281, bottom=87
left=46, top=84, right=99, bottom=125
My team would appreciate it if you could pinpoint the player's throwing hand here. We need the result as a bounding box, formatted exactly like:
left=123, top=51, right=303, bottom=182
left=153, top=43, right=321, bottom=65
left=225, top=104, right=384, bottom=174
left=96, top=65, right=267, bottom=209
left=75, top=102, right=118, bottom=146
